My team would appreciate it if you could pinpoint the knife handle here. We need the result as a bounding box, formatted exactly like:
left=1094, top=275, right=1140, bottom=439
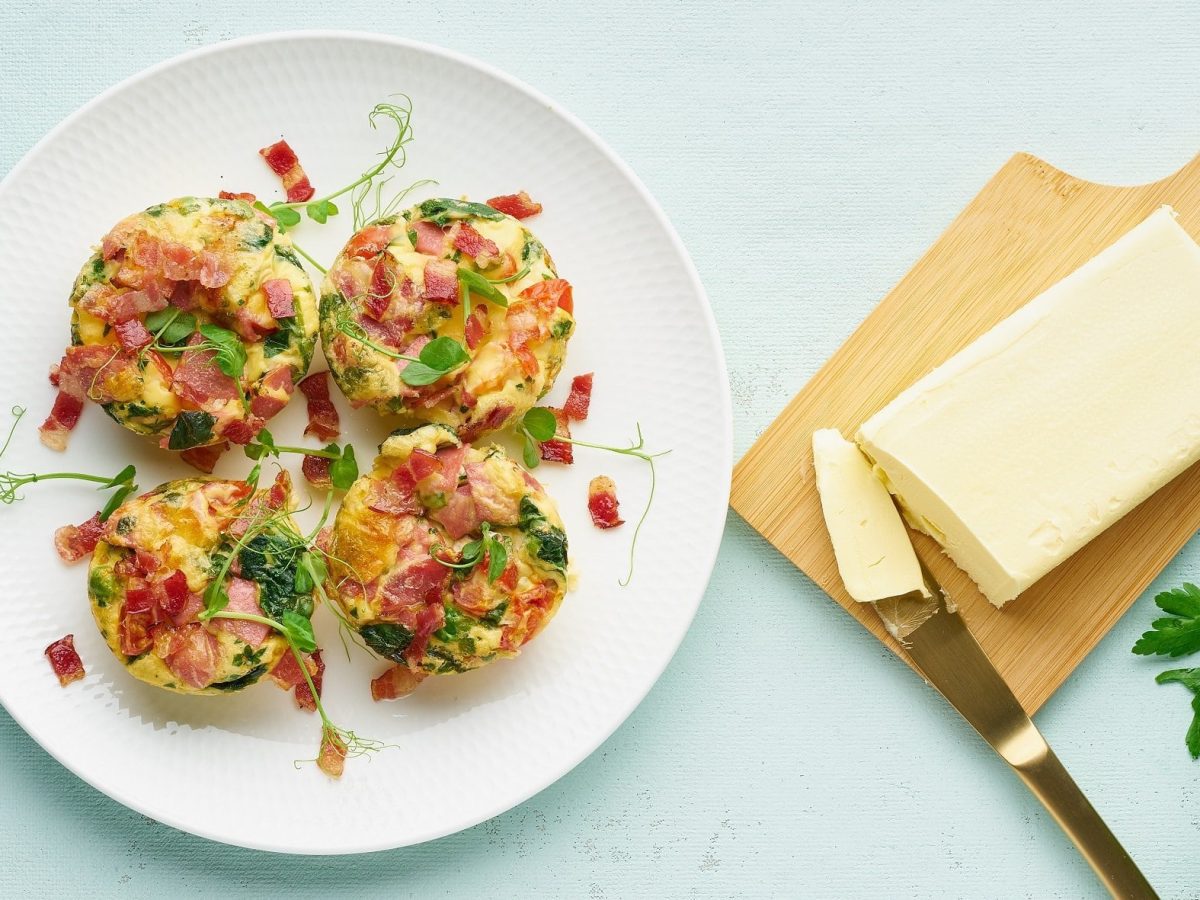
left=1007, top=737, right=1157, bottom=899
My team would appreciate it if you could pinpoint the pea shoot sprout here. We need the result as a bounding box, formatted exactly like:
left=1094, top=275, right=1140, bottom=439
left=244, top=429, right=359, bottom=490
left=519, top=408, right=670, bottom=586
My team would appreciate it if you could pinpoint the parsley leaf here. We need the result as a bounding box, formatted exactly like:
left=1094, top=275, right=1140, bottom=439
left=1155, top=668, right=1200, bottom=758
left=1132, top=584, right=1200, bottom=657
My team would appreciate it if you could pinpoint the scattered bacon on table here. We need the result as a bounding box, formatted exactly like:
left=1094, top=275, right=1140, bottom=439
left=180, top=441, right=229, bottom=474
left=269, top=647, right=322, bottom=712
left=44, top=635, right=85, bottom=686
left=588, top=475, right=624, bottom=529
left=298, top=371, right=340, bottom=442
left=539, top=407, right=573, bottom=464
left=563, top=372, right=593, bottom=421
left=486, top=191, right=543, bottom=220
left=53, top=512, right=104, bottom=563
left=258, top=139, right=315, bottom=203
left=301, top=454, right=333, bottom=488
left=218, top=190, right=257, bottom=202
left=318, top=729, right=347, bottom=778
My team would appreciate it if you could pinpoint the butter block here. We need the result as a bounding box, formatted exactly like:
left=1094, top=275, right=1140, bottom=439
left=857, top=206, right=1200, bottom=607
left=812, top=428, right=928, bottom=602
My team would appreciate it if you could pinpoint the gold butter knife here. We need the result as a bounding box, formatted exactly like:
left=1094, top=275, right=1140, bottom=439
left=877, top=565, right=1157, bottom=899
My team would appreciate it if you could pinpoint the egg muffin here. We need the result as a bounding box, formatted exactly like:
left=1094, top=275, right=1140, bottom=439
left=319, top=198, right=574, bottom=442
left=88, top=473, right=316, bottom=694
left=325, top=424, right=569, bottom=681
left=57, top=196, right=318, bottom=450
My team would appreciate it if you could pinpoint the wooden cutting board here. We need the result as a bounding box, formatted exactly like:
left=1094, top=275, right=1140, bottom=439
left=731, top=151, right=1200, bottom=714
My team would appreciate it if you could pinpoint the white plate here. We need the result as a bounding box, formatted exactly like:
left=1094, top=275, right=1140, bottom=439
left=0, top=32, right=730, bottom=853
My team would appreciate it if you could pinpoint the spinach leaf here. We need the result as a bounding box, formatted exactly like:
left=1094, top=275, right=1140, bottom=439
left=518, top=498, right=568, bottom=572
left=210, top=665, right=267, bottom=692
left=167, top=411, right=215, bottom=450
left=238, top=533, right=310, bottom=620
left=418, top=198, right=505, bottom=226
left=274, top=245, right=305, bottom=270
left=360, top=623, right=415, bottom=662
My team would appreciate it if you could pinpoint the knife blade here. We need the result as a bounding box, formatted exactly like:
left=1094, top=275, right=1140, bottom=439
left=875, top=564, right=1157, bottom=899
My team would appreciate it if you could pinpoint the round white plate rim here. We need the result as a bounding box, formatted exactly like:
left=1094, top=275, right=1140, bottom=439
left=0, top=29, right=732, bottom=854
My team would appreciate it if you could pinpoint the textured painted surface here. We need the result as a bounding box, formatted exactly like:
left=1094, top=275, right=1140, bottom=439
left=1, top=1, right=1199, bottom=897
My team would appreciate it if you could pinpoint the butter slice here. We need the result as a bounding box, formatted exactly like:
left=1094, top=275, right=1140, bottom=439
left=812, top=428, right=928, bottom=602
left=858, top=206, right=1200, bottom=607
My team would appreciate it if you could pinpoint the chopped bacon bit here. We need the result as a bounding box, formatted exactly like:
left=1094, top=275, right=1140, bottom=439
left=161, top=241, right=201, bottom=281
left=457, top=403, right=514, bottom=443
left=258, top=139, right=315, bottom=203
left=486, top=191, right=543, bottom=220
left=423, top=258, right=458, bottom=302
left=249, top=366, right=295, bottom=421
left=294, top=650, right=324, bottom=712
left=302, top=454, right=332, bottom=488
left=318, top=728, right=347, bottom=778
left=53, top=512, right=104, bottom=563
left=269, top=647, right=310, bottom=688
left=520, top=277, right=573, bottom=315
left=180, top=441, right=228, bottom=474
left=407, top=448, right=443, bottom=481
left=365, top=254, right=398, bottom=320
left=212, top=577, right=271, bottom=647
left=172, top=333, right=238, bottom=407
left=540, top=408, right=574, bottom=464
left=218, top=190, right=257, bottom=202
left=380, top=558, right=450, bottom=613
left=366, top=476, right=422, bottom=516
left=199, top=251, right=233, bottom=289
left=588, top=475, right=624, bottom=528
left=38, top=390, right=84, bottom=452
left=262, top=278, right=295, bottom=319
left=114, top=318, right=153, bottom=350
left=346, top=224, right=392, bottom=259
left=221, top=420, right=257, bottom=446
left=45, top=635, right=85, bottom=687
left=371, top=664, right=426, bottom=701
left=452, top=223, right=500, bottom=265
left=158, top=570, right=191, bottom=618
left=411, top=220, right=447, bottom=256
left=563, top=372, right=594, bottom=421
left=163, top=623, right=221, bottom=689
left=464, top=304, right=489, bottom=351
left=297, top=371, right=340, bottom=442
left=429, top=484, right=480, bottom=539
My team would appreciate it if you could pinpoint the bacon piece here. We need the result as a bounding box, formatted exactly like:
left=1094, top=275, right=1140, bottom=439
left=53, top=512, right=104, bottom=563
left=258, top=139, right=315, bottom=203
left=345, top=224, right=392, bottom=259
left=199, top=251, right=232, bottom=289
left=318, top=728, right=347, bottom=778
left=452, top=223, right=500, bottom=265
left=249, top=365, right=295, bottom=420
left=563, top=372, right=593, bottom=421
left=38, top=390, right=84, bottom=452
left=457, top=403, right=515, bottom=443
left=302, top=454, right=332, bottom=488
left=380, top=558, right=449, bottom=614
left=364, top=254, right=399, bottom=320
left=230, top=471, right=290, bottom=538
left=521, top=277, right=573, bottom=315
left=407, top=448, right=442, bottom=482
left=45, top=635, right=85, bottom=686
left=423, top=258, right=458, bottom=303
left=161, top=241, right=201, bottom=281
left=429, top=444, right=469, bottom=496
left=588, top=475, right=624, bottom=528
left=212, top=577, right=271, bottom=647
left=451, top=558, right=505, bottom=616
left=465, top=461, right=520, bottom=525
left=269, top=647, right=312, bottom=688
left=367, top=474, right=423, bottom=516
left=294, top=650, right=324, bottom=712
left=221, top=420, right=257, bottom=445
left=114, top=318, right=153, bottom=350
left=180, top=441, right=228, bottom=474
left=79, top=283, right=167, bottom=324
left=172, top=334, right=238, bottom=407
left=158, top=570, right=191, bottom=618
left=298, top=371, right=339, bottom=441
left=219, top=190, right=257, bottom=202
left=429, top=484, right=479, bottom=539
left=119, top=599, right=159, bottom=657
left=411, top=220, right=447, bottom=256
left=539, top=408, right=574, bottom=464
left=370, top=663, right=426, bottom=701
left=464, top=304, right=489, bottom=351
left=486, top=191, right=543, bottom=220
left=162, top=623, right=220, bottom=689
left=262, top=278, right=295, bottom=319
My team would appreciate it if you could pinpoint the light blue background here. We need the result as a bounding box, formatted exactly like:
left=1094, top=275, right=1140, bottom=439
left=2, top=2, right=1198, bottom=897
